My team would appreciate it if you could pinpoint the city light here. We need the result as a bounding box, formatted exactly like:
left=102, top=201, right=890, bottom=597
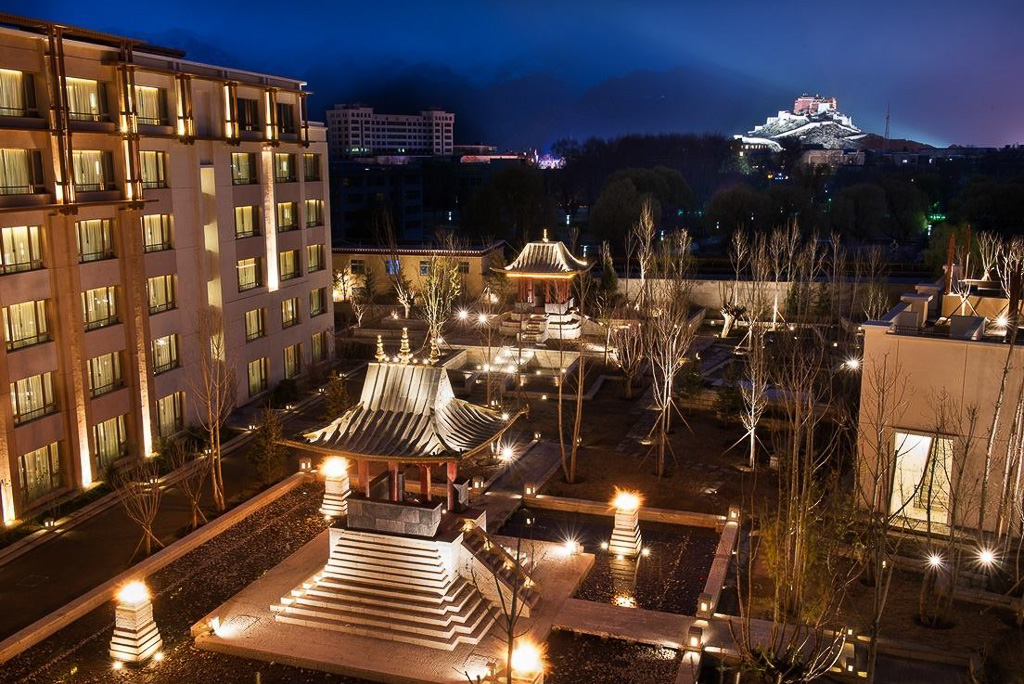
left=996, top=315, right=1009, bottom=328
left=612, top=488, right=642, bottom=512
left=457, top=309, right=469, bottom=321
left=321, top=456, right=348, bottom=479
left=844, top=358, right=861, bottom=370
left=927, top=553, right=943, bottom=569
left=477, top=313, right=489, bottom=325
left=978, top=548, right=996, bottom=567
left=510, top=639, right=546, bottom=676
left=116, top=580, right=150, bottom=607
left=500, top=445, right=515, bottom=462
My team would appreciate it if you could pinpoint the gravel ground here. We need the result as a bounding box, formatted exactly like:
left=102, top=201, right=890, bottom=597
left=0, top=482, right=369, bottom=684
left=545, top=631, right=681, bottom=684
left=499, top=507, right=719, bottom=614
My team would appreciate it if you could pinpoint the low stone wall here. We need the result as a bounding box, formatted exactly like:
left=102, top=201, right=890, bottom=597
left=347, top=496, right=443, bottom=537
left=0, top=472, right=310, bottom=664
left=522, top=493, right=726, bottom=529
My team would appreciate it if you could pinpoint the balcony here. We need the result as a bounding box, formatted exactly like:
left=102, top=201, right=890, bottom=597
left=282, top=317, right=299, bottom=330
left=153, top=358, right=180, bottom=375
left=238, top=279, right=262, bottom=293
left=68, top=110, right=110, bottom=123
left=7, top=331, right=50, bottom=351
left=277, top=222, right=299, bottom=234
left=245, top=327, right=265, bottom=342
left=0, top=183, right=45, bottom=196
left=74, top=181, right=116, bottom=193
left=90, top=378, right=124, bottom=398
left=84, top=315, right=119, bottom=331
left=13, top=402, right=58, bottom=426
left=143, top=240, right=172, bottom=254
left=232, top=174, right=258, bottom=186
left=280, top=269, right=300, bottom=282
left=149, top=301, right=176, bottom=315
left=0, top=258, right=44, bottom=275
left=80, top=248, right=115, bottom=264
left=275, top=172, right=296, bottom=184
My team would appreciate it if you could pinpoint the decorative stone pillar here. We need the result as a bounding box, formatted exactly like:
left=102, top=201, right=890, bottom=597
left=109, top=581, right=162, bottom=663
left=375, top=335, right=386, bottom=363
left=397, top=327, right=413, bottom=364
left=609, top=491, right=642, bottom=558
left=320, top=457, right=350, bottom=518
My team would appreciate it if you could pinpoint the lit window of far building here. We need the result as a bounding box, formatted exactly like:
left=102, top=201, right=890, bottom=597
left=139, top=151, right=168, bottom=189
left=304, top=199, right=323, bottom=227
left=311, top=330, right=328, bottom=363
left=274, top=153, right=295, bottom=182
left=276, top=202, right=297, bottom=231
left=890, top=432, right=954, bottom=526
left=459, top=261, right=470, bottom=274
left=0, top=225, right=43, bottom=273
left=238, top=98, right=259, bottom=132
left=247, top=357, right=268, bottom=397
left=281, top=297, right=300, bottom=328
left=18, top=441, right=61, bottom=504
left=142, top=214, right=172, bottom=252
left=71, top=150, right=114, bottom=192
left=148, top=274, right=176, bottom=314
left=76, top=219, right=114, bottom=262
left=234, top=205, right=259, bottom=238
left=65, top=77, right=108, bottom=121
left=152, top=334, right=179, bottom=374
left=93, top=415, right=127, bottom=474
left=87, top=351, right=123, bottom=397
left=385, top=259, right=400, bottom=275
left=245, top=308, right=265, bottom=341
left=133, top=85, right=168, bottom=125
left=10, top=371, right=56, bottom=425
left=0, top=148, right=44, bottom=195
left=0, top=69, right=38, bottom=117
left=303, top=153, right=320, bottom=181
left=419, top=260, right=429, bottom=276
left=82, top=286, right=118, bottom=330
left=279, top=250, right=300, bottom=281
left=276, top=102, right=295, bottom=134
left=156, top=391, right=184, bottom=438
left=310, top=287, right=326, bottom=317
left=3, top=299, right=48, bottom=350
left=283, top=343, right=302, bottom=379
left=230, top=152, right=257, bottom=185
left=306, top=244, right=324, bottom=272
left=237, top=257, right=262, bottom=292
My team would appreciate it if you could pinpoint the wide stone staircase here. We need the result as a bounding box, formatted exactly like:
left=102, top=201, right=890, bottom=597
left=271, top=529, right=496, bottom=650
left=461, top=526, right=541, bottom=616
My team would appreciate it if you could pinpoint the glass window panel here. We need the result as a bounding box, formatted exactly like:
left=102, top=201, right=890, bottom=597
left=0, top=225, right=42, bottom=272
left=18, top=442, right=61, bottom=503
left=142, top=214, right=172, bottom=252
left=76, top=219, right=114, bottom=262
left=3, top=300, right=47, bottom=349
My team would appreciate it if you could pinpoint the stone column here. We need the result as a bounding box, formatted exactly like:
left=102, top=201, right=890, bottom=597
left=609, top=507, right=642, bottom=558
left=357, top=459, right=370, bottom=497
left=109, top=582, right=162, bottom=663
left=388, top=461, right=399, bottom=501
left=320, top=457, right=350, bottom=519
left=419, top=464, right=431, bottom=502
left=446, top=461, right=457, bottom=512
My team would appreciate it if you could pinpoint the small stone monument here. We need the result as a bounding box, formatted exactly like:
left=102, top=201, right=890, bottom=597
left=320, top=457, right=350, bottom=518
left=608, top=489, right=642, bottom=558
left=109, top=580, right=163, bottom=664
left=375, top=335, right=387, bottom=363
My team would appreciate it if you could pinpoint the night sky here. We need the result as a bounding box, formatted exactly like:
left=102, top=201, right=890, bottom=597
left=12, top=0, right=1024, bottom=149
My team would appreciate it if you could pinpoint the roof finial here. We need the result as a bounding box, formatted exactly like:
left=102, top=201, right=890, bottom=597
left=375, top=335, right=387, bottom=363
left=542, top=228, right=549, bottom=242
left=398, top=327, right=413, bottom=364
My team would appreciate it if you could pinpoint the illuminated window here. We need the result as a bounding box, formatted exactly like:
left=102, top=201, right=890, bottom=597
left=18, top=442, right=61, bottom=504
left=87, top=351, right=123, bottom=397
left=234, top=206, right=259, bottom=238
left=71, top=150, right=114, bottom=192
left=247, top=357, right=268, bottom=396
left=309, top=287, right=326, bottom=317
left=139, top=151, right=168, bottom=189
left=65, top=77, right=108, bottom=121
left=0, top=149, right=44, bottom=195
left=279, top=250, right=300, bottom=281
left=277, top=202, right=297, bottom=231
left=306, top=244, right=324, bottom=272
left=237, top=257, right=262, bottom=292
left=303, top=153, right=321, bottom=181
left=10, top=371, right=56, bottom=424
left=230, top=152, right=257, bottom=185
left=274, top=153, right=295, bottom=182
left=304, top=199, right=323, bottom=227
left=134, top=86, right=168, bottom=125
left=0, top=225, right=43, bottom=273
left=142, top=214, right=172, bottom=252
left=283, top=343, right=302, bottom=379
left=281, top=297, right=300, bottom=328
left=82, top=286, right=118, bottom=330
left=245, top=308, right=265, bottom=341
left=0, top=69, right=37, bottom=117
left=156, top=392, right=184, bottom=438
left=3, top=299, right=48, bottom=350
left=93, top=415, right=127, bottom=472
left=148, top=275, right=176, bottom=314
left=152, top=334, right=179, bottom=374
left=76, top=219, right=114, bottom=262
left=311, top=330, right=328, bottom=363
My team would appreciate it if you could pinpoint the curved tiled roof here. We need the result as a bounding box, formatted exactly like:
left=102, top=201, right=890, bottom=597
left=503, top=239, right=588, bottom=275
left=303, top=363, right=513, bottom=462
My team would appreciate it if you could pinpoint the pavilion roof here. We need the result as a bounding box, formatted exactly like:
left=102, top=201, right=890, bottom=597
left=503, top=238, right=588, bottom=275
left=303, top=362, right=514, bottom=463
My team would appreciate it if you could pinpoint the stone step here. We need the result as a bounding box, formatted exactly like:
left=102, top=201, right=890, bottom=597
left=315, top=576, right=467, bottom=604
left=324, top=559, right=452, bottom=589
left=328, top=546, right=448, bottom=576
left=294, top=585, right=486, bottom=625
left=275, top=598, right=495, bottom=650
left=333, top=534, right=443, bottom=560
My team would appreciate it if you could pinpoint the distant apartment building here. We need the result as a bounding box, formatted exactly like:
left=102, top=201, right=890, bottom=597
left=329, top=162, right=424, bottom=244
left=325, top=105, right=454, bottom=158
left=0, top=15, right=333, bottom=523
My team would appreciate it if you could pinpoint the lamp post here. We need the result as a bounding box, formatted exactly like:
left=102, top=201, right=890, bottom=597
left=320, top=456, right=350, bottom=519
left=608, top=489, right=642, bottom=558
left=109, top=580, right=163, bottom=665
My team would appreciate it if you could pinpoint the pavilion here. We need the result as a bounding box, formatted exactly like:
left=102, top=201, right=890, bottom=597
left=498, top=231, right=589, bottom=343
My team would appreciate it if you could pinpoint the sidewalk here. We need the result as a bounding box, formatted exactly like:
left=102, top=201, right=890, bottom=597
left=0, top=397, right=327, bottom=640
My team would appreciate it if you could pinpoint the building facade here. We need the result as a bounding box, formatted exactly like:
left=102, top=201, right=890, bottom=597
left=0, top=16, right=334, bottom=523
left=325, top=105, right=454, bottom=158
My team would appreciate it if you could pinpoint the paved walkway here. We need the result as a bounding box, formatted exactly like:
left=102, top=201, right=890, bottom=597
left=0, top=398, right=328, bottom=640
left=478, top=440, right=563, bottom=532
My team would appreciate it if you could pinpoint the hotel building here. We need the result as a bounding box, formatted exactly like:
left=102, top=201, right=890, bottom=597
left=325, top=105, right=454, bottom=158
left=0, top=15, right=333, bottom=523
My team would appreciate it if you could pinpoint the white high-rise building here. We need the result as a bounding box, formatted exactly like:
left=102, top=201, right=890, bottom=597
left=326, top=105, right=454, bottom=158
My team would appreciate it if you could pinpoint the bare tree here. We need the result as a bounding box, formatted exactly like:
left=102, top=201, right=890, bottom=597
left=420, top=232, right=462, bottom=359
left=612, top=317, right=645, bottom=400
left=978, top=231, right=1002, bottom=281
left=721, top=229, right=749, bottom=338
left=642, top=230, right=696, bottom=478
left=376, top=208, right=415, bottom=319
left=163, top=439, right=209, bottom=531
left=739, top=237, right=772, bottom=469
left=113, top=458, right=165, bottom=560
left=188, top=306, right=237, bottom=512
left=632, top=197, right=656, bottom=309
left=557, top=267, right=593, bottom=484
left=349, top=267, right=376, bottom=328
